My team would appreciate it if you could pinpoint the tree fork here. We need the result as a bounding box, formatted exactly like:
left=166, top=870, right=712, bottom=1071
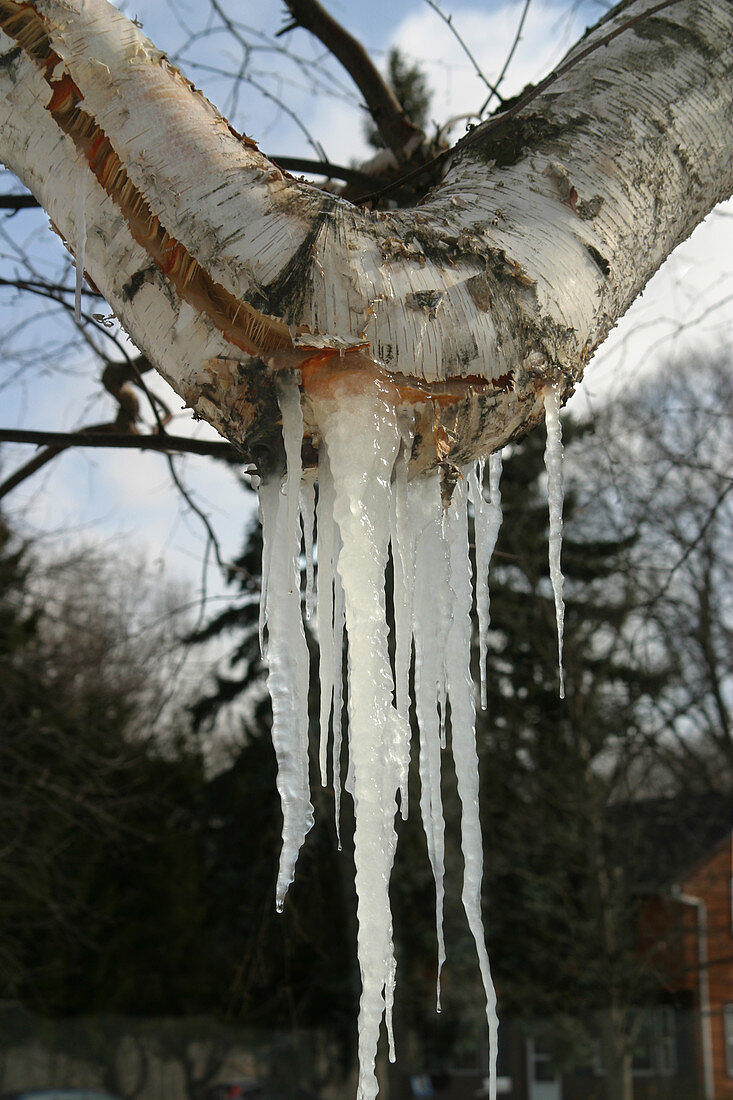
left=0, top=0, right=731, bottom=477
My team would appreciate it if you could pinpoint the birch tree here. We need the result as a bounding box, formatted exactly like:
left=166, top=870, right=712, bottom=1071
left=0, top=0, right=731, bottom=478
left=1, top=2, right=732, bottom=1099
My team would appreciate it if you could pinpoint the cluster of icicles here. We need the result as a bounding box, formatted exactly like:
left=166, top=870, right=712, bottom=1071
left=254, top=377, right=565, bottom=1100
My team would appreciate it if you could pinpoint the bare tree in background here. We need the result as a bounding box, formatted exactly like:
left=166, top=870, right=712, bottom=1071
left=577, top=356, right=733, bottom=790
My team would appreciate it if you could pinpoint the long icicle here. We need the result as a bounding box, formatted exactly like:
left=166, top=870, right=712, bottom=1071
left=444, top=475, right=499, bottom=1100
left=74, top=168, right=87, bottom=324
left=331, top=551, right=346, bottom=850
left=300, top=476, right=316, bottom=621
left=390, top=441, right=415, bottom=819
left=259, top=379, right=314, bottom=911
left=544, top=386, right=566, bottom=699
left=469, top=453, right=503, bottom=710
left=316, top=447, right=336, bottom=788
left=411, top=476, right=448, bottom=1011
left=312, top=385, right=407, bottom=1100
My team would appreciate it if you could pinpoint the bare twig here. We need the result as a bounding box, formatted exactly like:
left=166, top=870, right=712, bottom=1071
left=0, top=273, right=94, bottom=299
left=163, top=452, right=253, bottom=588
left=423, top=0, right=505, bottom=108
left=281, top=0, right=425, bottom=159
left=0, top=443, right=65, bottom=499
left=639, top=478, right=733, bottom=609
left=478, top=0, right=532, bottom=115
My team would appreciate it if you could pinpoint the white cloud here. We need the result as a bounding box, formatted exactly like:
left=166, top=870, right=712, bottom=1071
left=303, top=0, right=587, bottom=169
left=391, top=2, right=585, bottom=136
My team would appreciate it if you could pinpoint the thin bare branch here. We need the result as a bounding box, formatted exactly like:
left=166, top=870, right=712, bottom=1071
left=0, top=426, right=241, bottom=457
left=0, top=442, right=64, bottom=499
left=423, top=0, right=505, bottom=108
left=163, top=452, right=253, bottom=588
left=478, top=0, right=532, bottom=115
left=273, top=156, right=388, bottom=190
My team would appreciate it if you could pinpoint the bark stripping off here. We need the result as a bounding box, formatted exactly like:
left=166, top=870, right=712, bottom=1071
left=0, top=0, right=731, bottom=474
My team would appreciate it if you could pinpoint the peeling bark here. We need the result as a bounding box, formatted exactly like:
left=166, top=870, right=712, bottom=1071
left=0, top=0, right=731, bottom=473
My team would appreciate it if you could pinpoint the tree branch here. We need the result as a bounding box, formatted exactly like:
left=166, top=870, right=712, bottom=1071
left=0, top=192, right=40, bottom=210
left=273, top=156, right=388, bottom=190
left=0, top=427, right=242, bottom=502
left=0, top=426, right=241, bottom=458
left=281, top=0, right=425, bottom=159
left=0, top=443, right=65, bottom=500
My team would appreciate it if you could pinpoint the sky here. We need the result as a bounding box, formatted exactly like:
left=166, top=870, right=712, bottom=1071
left=1, top=0, right=731, bottom=608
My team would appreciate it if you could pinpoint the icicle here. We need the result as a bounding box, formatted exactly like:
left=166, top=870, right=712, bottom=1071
left=74, top=170, right=87, bottom=324
left=544, top=386, right=566, bottom=699
left=444, top=476, right=499, bottom=1100
left=438, top=684, right=447, bottom=751
left=258, top=476, right=274, bottom=660
left=259, top=379, right=314, bottom=912
left=411, top=476, right=449, bottom=1010
left=389, top=442, right=415, bottom=818
left=385, top=951, right=397, bottom=1063
left=256, top=372, right=507, bottom=1098
left=316, top=449, right=336, bottom=787
left=332, top=559, right=346, bottom=850
left=311, top=385, right=407, bottom=1100
left=300, top=477, right=316, bottom=620
left=469, top=453, right=503, bottom=710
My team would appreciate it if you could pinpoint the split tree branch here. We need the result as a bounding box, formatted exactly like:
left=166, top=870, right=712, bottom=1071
left=280, top=0, right=425, bottom=159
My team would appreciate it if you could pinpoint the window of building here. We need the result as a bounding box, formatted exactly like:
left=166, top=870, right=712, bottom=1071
left=594, top=1008, right=677, bottom=1078
left=656, top=1005, right=677, bottom=1077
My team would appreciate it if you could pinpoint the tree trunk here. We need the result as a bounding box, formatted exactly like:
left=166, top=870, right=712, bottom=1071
left=600, top=1007, right=634, bottom=1100
left=0, top=0, right=731, bottom=472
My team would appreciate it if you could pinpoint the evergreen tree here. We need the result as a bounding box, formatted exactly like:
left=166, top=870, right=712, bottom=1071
left=0, top=514, right=209, bottom=1016
left=364, top=47, right=431, bottom=150
left=188, top=517, right=360, bottom=1065
left=477, top=423, right=668, bottom=1096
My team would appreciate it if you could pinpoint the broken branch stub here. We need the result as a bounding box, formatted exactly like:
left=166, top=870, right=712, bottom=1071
left=0, top=0, right=731, bottom=476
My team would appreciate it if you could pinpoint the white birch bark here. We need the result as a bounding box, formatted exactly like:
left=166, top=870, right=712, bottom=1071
left=0, top=0, right=731, bottom=471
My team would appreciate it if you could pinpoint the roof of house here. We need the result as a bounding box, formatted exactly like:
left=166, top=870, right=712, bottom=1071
left=610, top=790, right=733, bottom=892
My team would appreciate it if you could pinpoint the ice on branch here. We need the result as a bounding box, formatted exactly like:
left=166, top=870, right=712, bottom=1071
left=257, top=380, right=314, bottom=912
left=469, top=454, right=503, bottom=710
left=544, top=386, right=566, bottom=699
left=74, top=169, right=87, bottom=325
left=257, top=377, right=570, bottom=1100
